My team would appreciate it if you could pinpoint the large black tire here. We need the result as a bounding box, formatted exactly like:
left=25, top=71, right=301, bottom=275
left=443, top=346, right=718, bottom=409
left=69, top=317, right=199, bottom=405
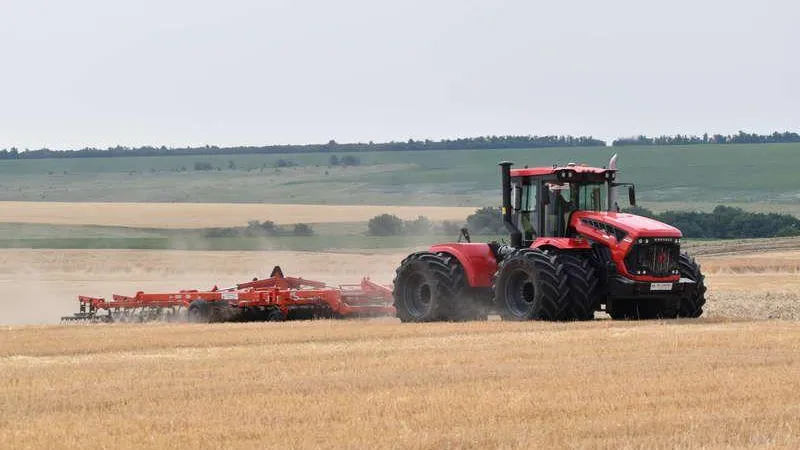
left=555, top=253, right=599, bottom=321
left=678, top=253, right=707, bottom=318
left=188, top=300, right=212, bottom=323
left=439, top=253, right=489, bottom=322
left=393, top=252, right=460, bottom=322
left=493, top=249, right=569, bottom=321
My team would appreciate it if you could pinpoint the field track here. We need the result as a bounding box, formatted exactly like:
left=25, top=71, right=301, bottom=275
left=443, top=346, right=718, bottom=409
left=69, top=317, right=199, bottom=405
left=0, top=201, right=475, bottom=228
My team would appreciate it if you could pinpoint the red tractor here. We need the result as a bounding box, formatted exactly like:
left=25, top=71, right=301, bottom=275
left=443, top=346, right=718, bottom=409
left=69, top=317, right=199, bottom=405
left=392, top=156, right=706, bottom=321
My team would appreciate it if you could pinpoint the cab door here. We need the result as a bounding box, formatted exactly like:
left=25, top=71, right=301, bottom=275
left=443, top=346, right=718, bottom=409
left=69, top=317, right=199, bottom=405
left=512, top=177, right=537, bottom=244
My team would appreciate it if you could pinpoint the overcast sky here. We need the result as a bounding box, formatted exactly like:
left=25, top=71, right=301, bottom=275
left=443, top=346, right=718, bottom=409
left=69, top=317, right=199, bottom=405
left=0, top=0, right=797, bottom=149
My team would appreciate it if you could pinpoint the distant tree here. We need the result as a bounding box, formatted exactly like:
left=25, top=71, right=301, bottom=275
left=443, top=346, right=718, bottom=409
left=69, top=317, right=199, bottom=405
left=439, top=220, right=463, bottom=237
left=329, top=154, right=340, bottom=166
left=227, top=160, right=236, bottom=170
left=293, top=223, right=314, bottom=236
left=466, top=207, right=505, bottom=234
left=368, top=214, right=404, bottom=236
left=340, top=155, right=361, bottom=166
left=194, top=161, right=213, bottom=171
left=621, top=206, right=655, bottom=218
left=274, top=159, right=297, bottom=168
left=403, top=216, right=432, bottom=235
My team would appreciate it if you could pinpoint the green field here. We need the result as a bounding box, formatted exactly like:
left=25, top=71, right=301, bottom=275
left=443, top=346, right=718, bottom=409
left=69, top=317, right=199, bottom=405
left=0, top=144, right=798, bottom=209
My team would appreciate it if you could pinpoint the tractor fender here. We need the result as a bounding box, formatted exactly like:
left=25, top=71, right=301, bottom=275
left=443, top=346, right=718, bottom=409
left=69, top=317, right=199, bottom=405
left=429, top=243, right=498, bottom=288
left=532, top=237, right=593, bottom=252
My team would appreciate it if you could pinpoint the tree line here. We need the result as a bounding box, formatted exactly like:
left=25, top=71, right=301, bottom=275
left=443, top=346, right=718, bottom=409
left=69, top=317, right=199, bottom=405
left=612, top=130, right=800, bottom=146
left=624, top=206, right=800, bottom=239
left=1, top=130, right=798, bottom=161
left=0, top=135, right=604, bottom=160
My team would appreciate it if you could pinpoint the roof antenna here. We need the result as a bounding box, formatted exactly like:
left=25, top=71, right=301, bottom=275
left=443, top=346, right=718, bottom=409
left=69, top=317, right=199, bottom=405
left=608, top=153, right=618, bottom=171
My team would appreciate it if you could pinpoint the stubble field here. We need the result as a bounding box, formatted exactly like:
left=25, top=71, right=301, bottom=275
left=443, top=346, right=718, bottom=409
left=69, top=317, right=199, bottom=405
left=2, top=319, right=799, bottom=449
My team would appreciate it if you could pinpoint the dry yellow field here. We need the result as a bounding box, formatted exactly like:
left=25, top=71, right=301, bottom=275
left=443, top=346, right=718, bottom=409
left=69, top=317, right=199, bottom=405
left=1, top=320, right=799, bottom=449
left=1, top=242, right=800, bottom=448
left=0, top=201, right=476, bottom=228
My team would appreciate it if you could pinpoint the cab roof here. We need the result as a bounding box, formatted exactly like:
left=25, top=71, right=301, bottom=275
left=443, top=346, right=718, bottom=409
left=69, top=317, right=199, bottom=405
left=510, top=164, right=614, bottom=177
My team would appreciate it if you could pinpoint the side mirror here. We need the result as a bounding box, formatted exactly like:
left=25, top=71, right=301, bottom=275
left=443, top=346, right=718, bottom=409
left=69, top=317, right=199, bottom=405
left=542, top=185, right=551, bottom=206
left=628, top=186, right=636, bottom=206
left=512, top=186, right=522, bottom=210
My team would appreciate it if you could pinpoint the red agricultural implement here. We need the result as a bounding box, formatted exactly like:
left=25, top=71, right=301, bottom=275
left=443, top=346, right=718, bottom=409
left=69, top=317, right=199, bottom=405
left=62, top=266, right=394, bottom=323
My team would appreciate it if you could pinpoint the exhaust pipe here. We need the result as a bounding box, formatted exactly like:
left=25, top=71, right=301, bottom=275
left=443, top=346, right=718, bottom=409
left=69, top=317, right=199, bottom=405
left=499, top=161, right=522, bottom=248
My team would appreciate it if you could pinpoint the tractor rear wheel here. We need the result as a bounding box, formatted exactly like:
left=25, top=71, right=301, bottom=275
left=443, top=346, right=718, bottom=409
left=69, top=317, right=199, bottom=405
left=493, top=249, right=569, bottom=321
left=678, top=254, right=707, bottom=318
left=555, top=253, right=599, bottom=321
left=188, top=300, right=212, bottom=323
left=393, top=252, right=460, bottom=322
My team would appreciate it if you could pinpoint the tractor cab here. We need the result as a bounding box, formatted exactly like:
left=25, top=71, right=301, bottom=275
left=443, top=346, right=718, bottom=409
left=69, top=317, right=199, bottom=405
left=501, top=161, right=636, bottom=248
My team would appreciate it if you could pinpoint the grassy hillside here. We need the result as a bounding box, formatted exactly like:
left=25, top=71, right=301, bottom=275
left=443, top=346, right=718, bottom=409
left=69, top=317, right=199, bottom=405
left=0, top=143, right=798, bottom=210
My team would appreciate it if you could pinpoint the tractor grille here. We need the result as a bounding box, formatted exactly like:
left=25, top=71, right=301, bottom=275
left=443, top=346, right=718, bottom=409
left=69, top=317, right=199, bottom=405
left=624, top=238, right=680, bottom=277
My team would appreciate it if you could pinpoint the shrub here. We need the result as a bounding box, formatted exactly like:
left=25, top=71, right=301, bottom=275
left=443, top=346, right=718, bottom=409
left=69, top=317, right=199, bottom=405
left=368, top=214, right=404, bottom=236
left=194, top=161, right=213, bottom=171
left=466, top=206, right=504, bottom=234
left=275, top=159, right=297, bottom=168
left=404, top=216, right=432, bottom=235
left=329, top=155, right=340, bottom=166
left=341, top=155, right=361, bottom=166
left=439, top=220, right=463, bottom=236
left=293, top=223, right=314, bottom=236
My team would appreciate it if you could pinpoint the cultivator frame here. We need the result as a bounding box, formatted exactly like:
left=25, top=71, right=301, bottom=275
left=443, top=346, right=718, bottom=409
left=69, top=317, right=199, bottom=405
left=62, top=266, right=395, bottom=324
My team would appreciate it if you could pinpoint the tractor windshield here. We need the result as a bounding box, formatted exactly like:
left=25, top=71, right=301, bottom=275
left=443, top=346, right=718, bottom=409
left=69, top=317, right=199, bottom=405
left=544, top=181, right=608, bottom=237
left=575, top=182, right=607, bottom=212
left=546, top=182, right=608, bottom=211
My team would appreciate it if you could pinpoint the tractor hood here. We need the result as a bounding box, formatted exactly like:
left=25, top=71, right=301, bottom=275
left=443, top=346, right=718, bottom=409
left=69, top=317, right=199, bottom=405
left=572, top=211, right=681, bottom=239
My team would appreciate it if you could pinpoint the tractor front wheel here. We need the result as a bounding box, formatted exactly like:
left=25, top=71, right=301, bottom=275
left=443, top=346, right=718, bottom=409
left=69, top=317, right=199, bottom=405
left=555, top=253, right=600, bottom=321
left=493, top=249, right=569, bottom=321
left=678, top=254, right=707, bottom=318
left=393, top=252, right=464, bottom=322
